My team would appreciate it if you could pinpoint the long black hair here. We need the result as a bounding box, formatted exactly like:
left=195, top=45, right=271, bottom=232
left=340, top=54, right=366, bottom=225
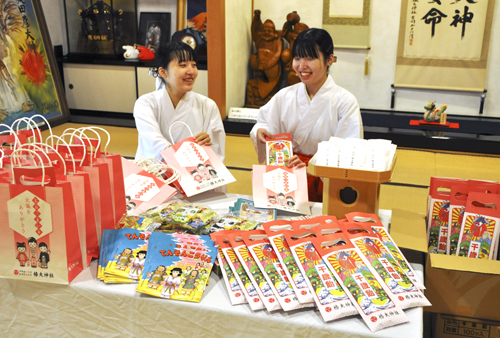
left=292, top=28, right=334, bottom=68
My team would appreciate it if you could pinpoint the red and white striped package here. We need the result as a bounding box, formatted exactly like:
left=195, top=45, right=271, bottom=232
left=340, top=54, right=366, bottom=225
left=240, top=230, right=311, bottom=311
left=227, top=232, right=281, bottom=312
left=211, top=232, right=248, bottom=306
left=346, top=212, right=426, bottom=290
left=262, top=220, right=315, bottom=305
left=342, top=221, right=431, bottom=309
left=212, top=231, right=264, bottom=310
left=311, top=232, right=409, bottom=332
left=283, top=229, right=358, bottom=322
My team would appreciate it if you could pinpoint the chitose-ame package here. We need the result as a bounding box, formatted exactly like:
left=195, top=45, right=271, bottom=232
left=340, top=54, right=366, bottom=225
left=262, top=220, right=315, bottom=305
left=346, top=212, right=426, bottom=290
left=240, top=230, right=312, bottom=311
left=227, top=232, right=281, bottom=312
left=310, top=233, right=409, bottom=332
left=456, top=191, right=500, bottom=259
left=283, top=229, right=358, bottom=322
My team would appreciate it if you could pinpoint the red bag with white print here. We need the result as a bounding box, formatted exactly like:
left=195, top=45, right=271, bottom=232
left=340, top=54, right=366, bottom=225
left=0, top=150, right=83, bottom=284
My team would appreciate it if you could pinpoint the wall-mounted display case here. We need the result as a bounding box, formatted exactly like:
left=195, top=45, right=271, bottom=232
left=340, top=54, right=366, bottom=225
left=63, top=0, right=137, bottom=59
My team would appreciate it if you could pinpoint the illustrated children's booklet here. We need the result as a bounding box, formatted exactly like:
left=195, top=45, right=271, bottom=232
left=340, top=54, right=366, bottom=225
left=266, top=133, right=293, bottom=166
left=136, top=232, right=216, bottom=302
left=102, top=228, right=150, bottom=283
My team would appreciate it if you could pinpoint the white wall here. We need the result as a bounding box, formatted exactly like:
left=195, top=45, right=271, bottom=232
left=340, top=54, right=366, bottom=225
left=225, top=0, right=253, bottom=112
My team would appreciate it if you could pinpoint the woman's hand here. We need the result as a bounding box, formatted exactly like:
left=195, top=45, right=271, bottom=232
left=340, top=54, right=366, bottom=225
left=286, top=155, right=306, bottom=168
left=257, top=128, right=272, bottom=143
left=194, top=132, right=212, bottom=146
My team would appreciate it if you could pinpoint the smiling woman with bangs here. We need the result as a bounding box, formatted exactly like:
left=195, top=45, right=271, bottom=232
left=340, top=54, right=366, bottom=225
left=250, top=28, right=363, bottom=202
left=133, top=42, right=225, bottom=162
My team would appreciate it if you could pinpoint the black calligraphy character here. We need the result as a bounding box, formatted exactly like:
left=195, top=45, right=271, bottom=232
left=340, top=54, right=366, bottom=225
left=428, top=0, right=442, bottom=4
left=22, top=14, right=29, bottom=28
left=451, top=0, right=478, bottom=3
left=422, top=8, right=448, bottom=37
left=25, top=28, right=35, bottom=42
left=450, top=6, right=474, bottom=39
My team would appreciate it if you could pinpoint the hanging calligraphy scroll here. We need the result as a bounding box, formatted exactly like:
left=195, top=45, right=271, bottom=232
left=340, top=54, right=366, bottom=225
left=395, top=0, right=495, bottom=92
left=0, top=0, right=69, bottom=130
left=322, top=0, right=370, bottom=49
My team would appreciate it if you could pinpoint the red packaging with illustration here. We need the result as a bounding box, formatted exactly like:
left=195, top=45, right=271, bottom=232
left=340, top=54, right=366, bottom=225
left=227, top=232, right=281, bottom=312
left=342, top=221, right=431, bottom=309
left=283, top=229, right=357, bottom=322
left=346, top=212, right=426, bottom=290
left=456, top=191, right=500, bottom=259
left=311, top=232, right=409, bottom=332
left=240, top=230, right=309, bottom=311
left=262, top=220, right=315, bottom=305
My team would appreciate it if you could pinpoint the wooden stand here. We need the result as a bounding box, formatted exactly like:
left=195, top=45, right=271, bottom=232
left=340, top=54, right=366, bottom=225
left=307, top=155, right=397, bottom=218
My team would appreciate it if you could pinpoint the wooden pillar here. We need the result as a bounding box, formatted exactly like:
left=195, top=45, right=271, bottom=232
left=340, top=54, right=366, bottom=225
left=207, top=0, right=226, bottom=119
left=177, top=0, right=187, bottom=31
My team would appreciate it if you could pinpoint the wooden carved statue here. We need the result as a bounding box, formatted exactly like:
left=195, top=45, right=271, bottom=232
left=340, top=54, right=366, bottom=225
left=246, top=10, right=283, bottom=108
left=281, top=11, right=309, bottom=86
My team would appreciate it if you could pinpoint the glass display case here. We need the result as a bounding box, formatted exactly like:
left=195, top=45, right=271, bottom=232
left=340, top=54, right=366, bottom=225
left=64, top=0, right=137, bottom=58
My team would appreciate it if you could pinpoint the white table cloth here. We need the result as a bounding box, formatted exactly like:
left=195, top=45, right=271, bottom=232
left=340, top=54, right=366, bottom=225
left=0, top=192, right=423, bottom=337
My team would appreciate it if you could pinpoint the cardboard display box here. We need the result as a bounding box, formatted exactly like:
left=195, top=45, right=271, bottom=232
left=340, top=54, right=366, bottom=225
left=391, top=209, right=500, bottom=322
left=432, top=313, right=500, bottom=338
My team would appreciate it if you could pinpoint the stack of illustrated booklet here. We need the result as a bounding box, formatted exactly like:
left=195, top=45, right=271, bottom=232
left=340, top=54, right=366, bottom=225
left=98, top=228, right=150, bottom=283
left=136, top=232, right=217, bottom=302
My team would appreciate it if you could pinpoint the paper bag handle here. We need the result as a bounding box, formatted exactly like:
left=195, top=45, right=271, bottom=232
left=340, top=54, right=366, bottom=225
left=11, top=148, right=55, bottom=186
left=0, top=123, right=22, bottom=149
left=168, top=121, right=193, bottom=144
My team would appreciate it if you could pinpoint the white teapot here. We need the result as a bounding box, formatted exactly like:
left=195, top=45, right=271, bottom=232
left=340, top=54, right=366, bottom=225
left=123, top=45, right=139, bottom=60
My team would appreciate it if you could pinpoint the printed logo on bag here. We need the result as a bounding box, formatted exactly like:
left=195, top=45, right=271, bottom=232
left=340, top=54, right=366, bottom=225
left=8, top=191, right=52, bottom=239
left=124, top=174, right=160, bottom=202
left=175, top=142, right=209, bottom=167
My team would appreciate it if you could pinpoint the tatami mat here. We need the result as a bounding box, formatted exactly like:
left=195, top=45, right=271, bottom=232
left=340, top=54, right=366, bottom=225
left=391, top=149, right=436, bottom=187
left=435, top=152, right=500, bottom=182
left=224, top=134, right=259, bottom=168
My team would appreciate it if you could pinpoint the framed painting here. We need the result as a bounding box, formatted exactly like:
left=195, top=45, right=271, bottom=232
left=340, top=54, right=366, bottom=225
left=138, top=12, right=171, bottom=50
left=0, top=0, right=69, bottom=131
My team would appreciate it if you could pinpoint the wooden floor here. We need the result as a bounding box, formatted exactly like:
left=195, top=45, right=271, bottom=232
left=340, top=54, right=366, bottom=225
left=43, top=122, right=500, bottom=216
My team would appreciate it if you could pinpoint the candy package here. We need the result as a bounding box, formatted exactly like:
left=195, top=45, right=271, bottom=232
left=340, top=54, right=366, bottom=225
left=346, top=212, right=426, bottom=290
left=240, top=230, right=312, bottom=311
left=284, top=229, right=358, bottom=322
left=262, top=220, right=315, bottom=305
left=456, top=192, right=500, bottom=259
left=311, top=233, right=409, bottom=332
left=227, top=232, right=281, bottom=312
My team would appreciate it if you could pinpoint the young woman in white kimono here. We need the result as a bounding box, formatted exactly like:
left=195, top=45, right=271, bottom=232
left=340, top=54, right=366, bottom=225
left=250, top=28, right=363, bottom=202
left=134, top=42, right=225, bottom=162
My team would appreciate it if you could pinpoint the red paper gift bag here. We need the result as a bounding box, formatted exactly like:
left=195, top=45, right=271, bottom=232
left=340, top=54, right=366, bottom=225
left=160, top=122, right=235, bottom=197
left=76, top=127, right=127, bottom=224
left=0, top=162, right=84, bottom=284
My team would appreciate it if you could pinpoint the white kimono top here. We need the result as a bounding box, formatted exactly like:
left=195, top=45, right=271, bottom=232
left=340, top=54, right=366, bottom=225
left=133, top=88, right=226, bottom=162
left=250, top=75, right=363, bottom=164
